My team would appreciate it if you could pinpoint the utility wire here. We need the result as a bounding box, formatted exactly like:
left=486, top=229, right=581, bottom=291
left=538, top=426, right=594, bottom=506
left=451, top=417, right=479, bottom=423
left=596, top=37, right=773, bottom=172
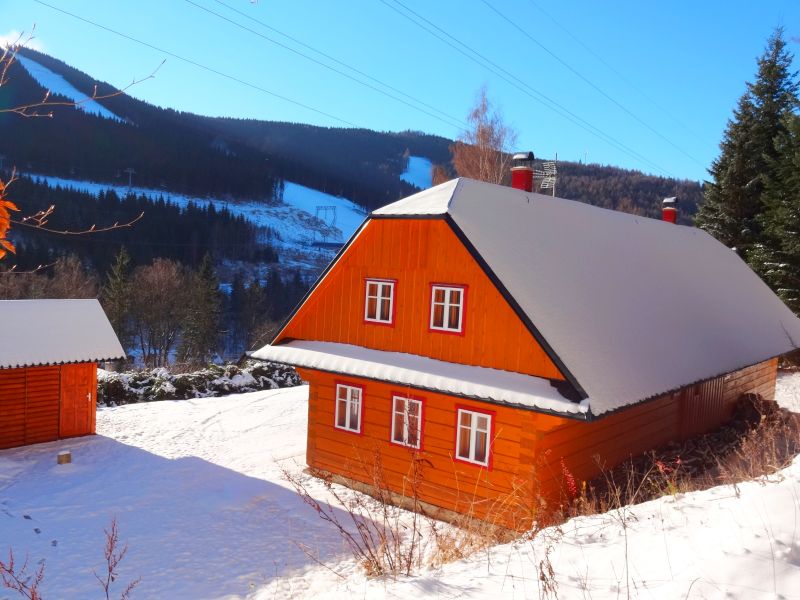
left=526, top=0, right=705, bottom=143
left=185, top=0, right=464, bottom=132
left=382, top=0, right=673, bottom=176
left=208, top=0, right=466, bottom=129
left=32, top=0, right=358, bottom=127
left=481, top=0, right=704, bottom=166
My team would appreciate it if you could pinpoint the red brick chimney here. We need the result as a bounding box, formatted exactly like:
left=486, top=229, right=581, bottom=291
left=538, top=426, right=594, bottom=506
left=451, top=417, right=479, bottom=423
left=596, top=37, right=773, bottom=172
left=511, top=151, right=535, bottom=192
left=662, top=197, right=678, bottom=224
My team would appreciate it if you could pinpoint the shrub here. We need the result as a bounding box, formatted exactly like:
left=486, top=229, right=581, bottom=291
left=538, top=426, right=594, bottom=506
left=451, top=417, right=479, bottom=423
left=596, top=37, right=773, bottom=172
left=98, top=360, right=302, bottom=405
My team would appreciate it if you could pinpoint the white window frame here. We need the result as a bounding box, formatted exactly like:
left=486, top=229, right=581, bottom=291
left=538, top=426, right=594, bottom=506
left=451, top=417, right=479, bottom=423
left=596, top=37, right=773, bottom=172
left=391, top=395, right=422, bottom=449
left=430, top=285, right=464, bottom=333
left=335, top=383, right=362, bottom=433
left=455, top=408, right=491, bottom=466
left=364, top=279, right=395, bottom=324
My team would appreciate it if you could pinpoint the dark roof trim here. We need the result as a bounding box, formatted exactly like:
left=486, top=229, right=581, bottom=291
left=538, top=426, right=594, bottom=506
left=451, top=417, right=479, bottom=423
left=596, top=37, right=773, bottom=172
left=369, top=213, right=445, bottom=220
left=443, top=214, right=588, bottom=401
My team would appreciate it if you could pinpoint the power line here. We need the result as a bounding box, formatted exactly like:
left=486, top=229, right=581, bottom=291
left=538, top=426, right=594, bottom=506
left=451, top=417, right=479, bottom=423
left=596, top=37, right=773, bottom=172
left=526, top=0, right=705, bottom=143
left=207, top=0, right=466, bottom=130
left=382, top=0, right=673, bottom=176
left=32, top=0, right=358, bottom=127
left=480, top=0, right=704, bottom=166
left=184, top=0, right=464, bottom=132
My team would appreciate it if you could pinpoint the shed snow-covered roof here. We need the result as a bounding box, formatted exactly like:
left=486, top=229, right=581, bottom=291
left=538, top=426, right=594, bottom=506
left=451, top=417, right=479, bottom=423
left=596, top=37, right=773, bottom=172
left=250, top=340, right=589, bottom=416
left=372, top=178, right=800, bottom=415
left=0, top=299, right=125, bottom=369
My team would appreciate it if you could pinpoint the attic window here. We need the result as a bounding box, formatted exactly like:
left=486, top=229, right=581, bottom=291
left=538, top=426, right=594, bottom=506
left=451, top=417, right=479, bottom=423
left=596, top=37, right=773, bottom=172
left=364, top=279, right=395, bottom=325
left=430, top=285, right=465, bottom=333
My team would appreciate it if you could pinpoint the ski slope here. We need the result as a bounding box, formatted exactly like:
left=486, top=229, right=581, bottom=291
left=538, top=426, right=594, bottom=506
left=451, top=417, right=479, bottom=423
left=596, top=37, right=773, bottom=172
left=15, top=54, right=122, bottom=121
left=400, top=155, right=433, bottom=189
left=28, top=174, right=367, bottom=249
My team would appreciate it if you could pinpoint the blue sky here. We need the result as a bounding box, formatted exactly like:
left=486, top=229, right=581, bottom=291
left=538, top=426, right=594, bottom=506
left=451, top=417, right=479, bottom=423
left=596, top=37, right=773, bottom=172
left=3, top=0, right=799, bottom=182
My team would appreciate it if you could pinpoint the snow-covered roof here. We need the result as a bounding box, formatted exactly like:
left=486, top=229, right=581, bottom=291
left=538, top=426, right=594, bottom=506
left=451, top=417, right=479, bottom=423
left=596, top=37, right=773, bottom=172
left=371, top=178, right=800, bottom=415
left=0, top=299, right=125, bottom=369
left=250, top=340, right=589, bottom=416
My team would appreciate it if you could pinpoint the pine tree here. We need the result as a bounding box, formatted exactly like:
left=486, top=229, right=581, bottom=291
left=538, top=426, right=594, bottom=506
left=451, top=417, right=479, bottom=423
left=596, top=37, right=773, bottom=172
left=178, top=253, right=222, bottom=365
left=695, top=28, right=799, bottom=256
left=749, top=114, right=800, bottom=313
left=101, top=247, right=132, bottom=351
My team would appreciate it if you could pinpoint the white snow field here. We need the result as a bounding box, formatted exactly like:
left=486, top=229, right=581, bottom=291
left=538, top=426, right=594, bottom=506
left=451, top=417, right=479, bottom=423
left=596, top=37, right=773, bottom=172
left=15, top=55, right=122, bottom=121
left=400, top=156, right=433, bottom=189
left=1, top=377, right=799, bottom=599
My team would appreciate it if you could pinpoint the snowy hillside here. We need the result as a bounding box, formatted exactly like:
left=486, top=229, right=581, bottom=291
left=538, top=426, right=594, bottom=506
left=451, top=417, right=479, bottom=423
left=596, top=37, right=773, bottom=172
left=0, top=374, right=799, bottom=598
left=28, top=174, right=367, bottom=272
left=15, top=54, right=122, bottom=121
left=400, top=155, right=433, bottom=189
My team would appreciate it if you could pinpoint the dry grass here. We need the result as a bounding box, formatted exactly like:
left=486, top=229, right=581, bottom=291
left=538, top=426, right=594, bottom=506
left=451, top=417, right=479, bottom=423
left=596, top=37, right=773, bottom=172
left=555, top=395, right=800, bottom=520
left=283, top=446, right=530, bottom=578
left=285, top=395, right=800, bottom=581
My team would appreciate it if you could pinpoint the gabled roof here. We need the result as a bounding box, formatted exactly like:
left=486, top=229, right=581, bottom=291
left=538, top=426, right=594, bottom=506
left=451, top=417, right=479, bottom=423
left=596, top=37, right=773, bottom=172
left=370, top=178, right=800, bottom=415
left=0, top=299, right=125, bottom=369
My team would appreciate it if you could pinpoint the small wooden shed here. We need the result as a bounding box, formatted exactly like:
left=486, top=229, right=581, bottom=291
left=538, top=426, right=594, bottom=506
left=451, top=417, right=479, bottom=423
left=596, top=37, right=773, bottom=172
left=0, top=299, right=125, bottom=450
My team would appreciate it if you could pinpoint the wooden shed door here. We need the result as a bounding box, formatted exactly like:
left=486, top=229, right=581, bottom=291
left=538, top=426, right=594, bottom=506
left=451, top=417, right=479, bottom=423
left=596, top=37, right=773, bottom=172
left=59, top=364, right=96, bottom=438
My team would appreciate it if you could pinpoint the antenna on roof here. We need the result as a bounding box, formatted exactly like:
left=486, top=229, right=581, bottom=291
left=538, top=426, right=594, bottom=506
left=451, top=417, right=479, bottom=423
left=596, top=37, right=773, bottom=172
left=535, top=153, right=558, bottom=196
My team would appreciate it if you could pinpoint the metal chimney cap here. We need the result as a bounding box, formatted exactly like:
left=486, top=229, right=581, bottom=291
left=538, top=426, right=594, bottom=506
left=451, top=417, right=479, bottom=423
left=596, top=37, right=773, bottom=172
left=512, top=151, right=535, bottom=162
left=663, top=196, right=678, bottom=206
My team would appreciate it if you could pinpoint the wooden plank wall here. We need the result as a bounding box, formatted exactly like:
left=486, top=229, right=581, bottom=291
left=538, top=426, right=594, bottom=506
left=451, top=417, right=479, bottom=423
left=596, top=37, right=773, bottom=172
left=301, top=359, right=778, bottom=526
left=24, top=366, right=60, bottom=445
left=533, top=358, right=779, bottom=503
left=0, top=369, right=26, bottom=449
left=300, top=368, right=538, bottom=528
left=281, top=219, right=563, bottom=381
left=0, top=363, right=97, bottom=450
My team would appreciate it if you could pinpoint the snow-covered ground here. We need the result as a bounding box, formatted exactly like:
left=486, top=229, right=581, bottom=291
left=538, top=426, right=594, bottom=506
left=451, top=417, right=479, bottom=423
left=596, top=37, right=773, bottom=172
left=15, top=54, right=121, bottom=121
left=1, top=375, right=799, bottom=599
left=400, top=156, right=432, bottom=190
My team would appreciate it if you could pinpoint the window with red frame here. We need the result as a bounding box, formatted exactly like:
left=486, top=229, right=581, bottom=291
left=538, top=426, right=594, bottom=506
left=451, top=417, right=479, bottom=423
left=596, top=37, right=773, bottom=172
left=335, top=383, right=362, bottom=433
left=391, top=395, right=422, bottom=449
left=455, top=408, right=491, bottom=466
left=364, top=279, right=395, bottom=324
left=430, top=285, right=464, bottom=332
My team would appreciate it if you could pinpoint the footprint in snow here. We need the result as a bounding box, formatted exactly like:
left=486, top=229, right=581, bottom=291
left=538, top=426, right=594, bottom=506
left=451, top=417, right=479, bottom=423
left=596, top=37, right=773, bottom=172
left=23, top=514, right=32, bottom=520
left=34, top=528, right=40, bottom=534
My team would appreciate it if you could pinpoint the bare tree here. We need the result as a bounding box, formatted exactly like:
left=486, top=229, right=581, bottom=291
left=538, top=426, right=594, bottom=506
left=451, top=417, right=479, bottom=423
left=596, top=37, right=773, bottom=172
left=451, top=86, right=518, bottom=184
left=129, top=259, right=187, bottom=367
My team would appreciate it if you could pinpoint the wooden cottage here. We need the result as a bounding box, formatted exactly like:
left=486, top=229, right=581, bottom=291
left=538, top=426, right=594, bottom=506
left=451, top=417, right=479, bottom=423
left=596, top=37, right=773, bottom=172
left=253, top=169, right=800, bottom=528
left=0, top=299, right=125, bottom=450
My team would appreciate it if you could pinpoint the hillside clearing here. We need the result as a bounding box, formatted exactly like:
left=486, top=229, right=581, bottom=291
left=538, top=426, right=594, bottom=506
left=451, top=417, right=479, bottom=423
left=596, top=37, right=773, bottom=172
left=0, top=377, right=798, bottom=599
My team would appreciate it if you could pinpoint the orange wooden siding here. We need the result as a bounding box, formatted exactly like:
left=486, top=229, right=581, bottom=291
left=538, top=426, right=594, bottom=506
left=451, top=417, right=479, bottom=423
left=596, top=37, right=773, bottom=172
left=300, top=368, right=539, bottom=526
left=280, top=219, right=563, bottom=381
left=0, top=363, right=97, bottom=450
left=300, top=358, right=778, bottom=527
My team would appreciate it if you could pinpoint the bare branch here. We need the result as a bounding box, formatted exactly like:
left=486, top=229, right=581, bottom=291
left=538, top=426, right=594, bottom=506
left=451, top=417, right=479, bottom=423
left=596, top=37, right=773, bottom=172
left=0, top=549, right=45, bottom=600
